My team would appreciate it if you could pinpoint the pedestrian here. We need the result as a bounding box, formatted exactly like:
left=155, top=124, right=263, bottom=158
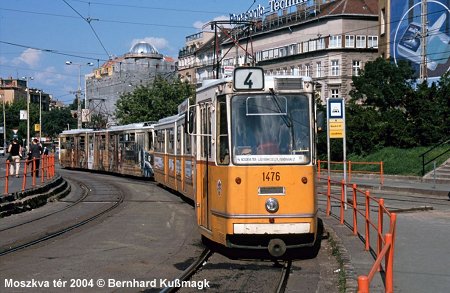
left=43, top=146, right=49, bottom=156
left=7, top=138, right=23, bottom=178
left=30, top=139, right=42, bottom=177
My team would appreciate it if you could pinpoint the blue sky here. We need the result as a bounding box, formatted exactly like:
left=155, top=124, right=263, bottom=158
left=0, top=0, right=256, bottom=104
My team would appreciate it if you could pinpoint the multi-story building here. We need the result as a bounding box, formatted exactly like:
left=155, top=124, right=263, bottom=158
left=178, top=31, right=215, bottom=85
left=85, top=41, right=176, bottom=124
left=0, top=78, right=51, bottom=110
left=179, top=0, right=380, bottom=102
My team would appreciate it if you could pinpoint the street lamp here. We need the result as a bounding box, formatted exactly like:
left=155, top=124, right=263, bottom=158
left=65, top=61, right=94, bottom=129
left=23, top=76, right=34, bottom=152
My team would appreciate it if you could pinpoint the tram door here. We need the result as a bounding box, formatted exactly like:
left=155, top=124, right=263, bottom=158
left=198, top=103, right=212, bottom=230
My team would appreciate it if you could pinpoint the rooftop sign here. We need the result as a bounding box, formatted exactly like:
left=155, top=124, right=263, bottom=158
left=230, top=0, right=309, bottom=22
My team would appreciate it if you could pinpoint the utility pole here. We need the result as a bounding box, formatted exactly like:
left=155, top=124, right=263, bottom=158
left=1, top=94, right=5, bottom=151
left=420, top=0, right=428, bottom=82
left=65, top=61, right=93, bottom=129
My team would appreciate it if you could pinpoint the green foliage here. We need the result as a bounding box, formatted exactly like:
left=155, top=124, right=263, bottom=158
left=115, top=75, right=195, bottom=124
left=42, top=108, right=76, bottom=138
left=343, top=58, right=450, bottom=155
left=1, top=99, right=76, bottom=143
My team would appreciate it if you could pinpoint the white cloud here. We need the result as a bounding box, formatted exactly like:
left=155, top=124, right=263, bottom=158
left=12, top=48, right=42, bottom=67
left=130, top=37, right=170, bottom=51
left=194, top=15, right=231, bottom=31
left=35, top=66, right=66, bottom=87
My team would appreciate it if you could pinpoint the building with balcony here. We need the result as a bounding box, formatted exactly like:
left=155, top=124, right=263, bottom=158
left=0, top=77, right=51, bottom=110
left=179, top=0, right=380, bottom=102
left=178, top=31, right=215, bottom=85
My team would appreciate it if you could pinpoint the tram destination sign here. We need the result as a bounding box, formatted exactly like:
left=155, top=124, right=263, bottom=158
left=230, top=0, right=309, bottom=22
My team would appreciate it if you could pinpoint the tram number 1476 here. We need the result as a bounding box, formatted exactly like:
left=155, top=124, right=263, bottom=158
left=263, top=171, right=280, bottom=182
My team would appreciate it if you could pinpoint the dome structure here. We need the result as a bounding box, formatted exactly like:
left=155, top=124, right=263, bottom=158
left=129, top=42, right=159, bottom=55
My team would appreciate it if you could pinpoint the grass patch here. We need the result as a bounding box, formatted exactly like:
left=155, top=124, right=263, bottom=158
left=347, top=145, right=449, bottom=176
left=328, top=233, right=347, bottom=293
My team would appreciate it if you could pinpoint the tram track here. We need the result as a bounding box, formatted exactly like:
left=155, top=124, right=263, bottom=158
left=0, top=170, right=126, bottom=256
left=159, top=247, right=293, bottom=293
left=0, top=182, right=90, bottom=232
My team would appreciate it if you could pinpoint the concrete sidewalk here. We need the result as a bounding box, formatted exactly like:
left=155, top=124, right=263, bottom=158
left=0, top=157, right=69, bottom=217
left=319, top=173, right=450, bottom=292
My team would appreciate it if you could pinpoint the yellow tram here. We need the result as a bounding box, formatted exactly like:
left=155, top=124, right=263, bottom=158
left=154, top=67, right=321, bottom=258
left=58, top=67, right=321, bottom=258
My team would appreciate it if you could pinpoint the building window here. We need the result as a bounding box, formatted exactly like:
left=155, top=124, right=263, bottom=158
left=331, top=88, right=339, bottom=98
left=368, top=36, right=378, bottom=48
left=303, top=42, right=309, bottom=53
left=305, top=64, right=311, bottom=77
left=289, top=44, right=298, bottom=55
left=345, top=35, right=355, bottom=48
left=352, top=60, right=361, bottom=76
left=317, top=38, right=325, bottom=50
left=329, top=35, right=342, bottom=48
left=331, top=59, right=340, bottom=76
left=381, top=9, right=386, bottom=36
left=356, top=35, right=366, bottom=48
left=309, top=40, right=316, bottom=51
left=316, top=62, right=322, bottom=78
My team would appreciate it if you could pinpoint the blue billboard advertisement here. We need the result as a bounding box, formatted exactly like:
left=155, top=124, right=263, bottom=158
left=390, top=0, right=450, bottom=78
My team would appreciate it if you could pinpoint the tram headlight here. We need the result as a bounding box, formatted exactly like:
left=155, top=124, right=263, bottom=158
left=265, top=198, right=279, bottom=213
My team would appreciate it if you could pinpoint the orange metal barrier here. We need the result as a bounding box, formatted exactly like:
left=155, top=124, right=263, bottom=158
left=2, top=155, right=56, bottom=195
left=321, top=176, right=397, bottom=293
left=318, top=160, right=384, bottom=185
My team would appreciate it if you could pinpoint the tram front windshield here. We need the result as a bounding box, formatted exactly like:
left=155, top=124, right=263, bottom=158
left=231, top=94, right=311, bottom=165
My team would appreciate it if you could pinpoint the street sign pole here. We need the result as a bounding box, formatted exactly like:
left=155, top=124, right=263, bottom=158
left=326, top=98, right=347, bottom=208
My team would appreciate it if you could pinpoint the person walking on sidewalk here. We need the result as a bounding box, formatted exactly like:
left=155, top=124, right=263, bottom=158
left=30, top=139, right=42, bottom=177
left=7, top=138, right=23, bottom=178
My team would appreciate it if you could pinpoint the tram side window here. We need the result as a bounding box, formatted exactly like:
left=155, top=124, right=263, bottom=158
left=176, top=125, right=182, bottom=155
left=200, top=105, right=212, bottom=159
left=155, top=130, right=165, bottom=152
left=79, top=136, right=85, bottom=151
left=60, top=138, right=67, bottom=149
left=147, top=132, right=154, bottom=151
left=99, top=135, right=106, bottom=150
left=184, top=131, right=191, bottom=155
left=168, top=128, right=174, bottom=154
left=216, top=97, right=229, bottom=165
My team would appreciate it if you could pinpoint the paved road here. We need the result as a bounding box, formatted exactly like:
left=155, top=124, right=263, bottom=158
left=3, top=161, right=450, bottom=292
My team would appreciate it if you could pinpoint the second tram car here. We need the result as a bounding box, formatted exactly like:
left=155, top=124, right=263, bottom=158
left=59, top=122, right=154, bottom=178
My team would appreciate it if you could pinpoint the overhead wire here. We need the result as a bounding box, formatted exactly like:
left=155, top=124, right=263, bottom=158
left=0, top=3, right=449, bottom=82
left=62, top=0, right=111, bottom=59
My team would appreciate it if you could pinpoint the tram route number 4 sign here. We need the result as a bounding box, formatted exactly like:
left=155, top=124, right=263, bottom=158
left=233, top=67, right=265, bottom=91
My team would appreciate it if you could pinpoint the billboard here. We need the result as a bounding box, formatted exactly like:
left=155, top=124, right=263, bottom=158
left=390, top=0, right=450, bottom=79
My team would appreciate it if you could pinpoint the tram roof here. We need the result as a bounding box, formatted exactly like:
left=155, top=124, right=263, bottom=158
left=60, top=128, right=94, bottom=135
left=155, top=113, right=183, bottom=126
left=107, top=121, right=154, bottom=131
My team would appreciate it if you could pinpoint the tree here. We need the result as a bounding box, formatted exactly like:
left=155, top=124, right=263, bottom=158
left=347, top=57, right=449, bottom=154
left=42, top=108, right=76, bottom=138
left=350, top=57, right=416, bottom=111
left=115, top=76, right=195, bottom=124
